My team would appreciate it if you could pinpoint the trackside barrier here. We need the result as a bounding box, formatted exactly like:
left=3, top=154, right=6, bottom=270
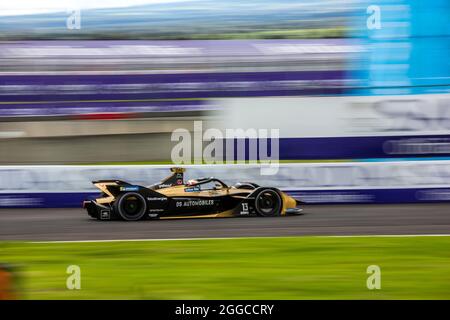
left=0, top=162, right=450, bottom=207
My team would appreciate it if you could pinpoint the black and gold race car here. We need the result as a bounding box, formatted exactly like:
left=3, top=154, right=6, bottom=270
left=83, top=167, right=303, bottom=221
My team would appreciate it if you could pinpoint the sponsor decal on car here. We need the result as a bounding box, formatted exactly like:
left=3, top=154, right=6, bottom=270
left=120, top=186, right=140, bottom=191
left=147, top=197, right=167, bottom=201
left=176, top=199, right=214, bottom=207
left=100, top=210, right=111, bottom=220
left=184, top=186, right=200, bottom=192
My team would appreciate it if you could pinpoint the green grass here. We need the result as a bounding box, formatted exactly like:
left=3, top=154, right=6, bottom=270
left=1, top=236, right=450, bottom=299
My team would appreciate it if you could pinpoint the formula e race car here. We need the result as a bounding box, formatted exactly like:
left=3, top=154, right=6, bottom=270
left=83, top=167, right=303, bottom=221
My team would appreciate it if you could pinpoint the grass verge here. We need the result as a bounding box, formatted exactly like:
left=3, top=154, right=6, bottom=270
left=1, top=236, right=450, bottom=299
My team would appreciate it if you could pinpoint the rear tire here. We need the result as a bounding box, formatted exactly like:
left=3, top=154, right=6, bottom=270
left=114, top=192, right=147, bottom=221
left=254, top=189, right=282, bottom=217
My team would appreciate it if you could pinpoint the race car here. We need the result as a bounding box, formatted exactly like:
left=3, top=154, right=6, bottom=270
left=83, top=167, right=303, bottom=221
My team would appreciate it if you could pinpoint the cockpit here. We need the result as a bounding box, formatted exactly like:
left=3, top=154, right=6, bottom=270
left=186, top=177, right=228, bottom=191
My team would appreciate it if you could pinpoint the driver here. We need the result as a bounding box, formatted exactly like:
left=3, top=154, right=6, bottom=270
left=186, top=179, right=198, bottom=186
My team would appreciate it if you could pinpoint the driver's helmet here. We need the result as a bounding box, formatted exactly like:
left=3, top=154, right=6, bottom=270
left=186, top=179, right=198, bottom=186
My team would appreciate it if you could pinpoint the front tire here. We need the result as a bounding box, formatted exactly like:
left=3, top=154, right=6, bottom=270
left=114, top=192, right=147, bottom=221
left=254, top=189, right=282, bottom=217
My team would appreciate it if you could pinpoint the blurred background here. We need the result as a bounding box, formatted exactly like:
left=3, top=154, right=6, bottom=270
left=1, top=0, right=450, bottom=302
left=0, top=0, right=449, bottom=205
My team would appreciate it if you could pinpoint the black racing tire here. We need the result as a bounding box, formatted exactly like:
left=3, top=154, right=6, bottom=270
left=254, top=189, right=282, bottom=217
left=114, top=192, right=147, bottom=221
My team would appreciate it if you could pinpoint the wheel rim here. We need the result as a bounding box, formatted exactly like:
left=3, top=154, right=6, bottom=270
left=256, top=190, right=281, bottom=216
left=119, top=193, right=146, bottom=220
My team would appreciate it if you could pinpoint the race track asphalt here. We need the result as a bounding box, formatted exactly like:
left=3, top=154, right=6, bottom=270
left=1, top=204, right=450, bottom=241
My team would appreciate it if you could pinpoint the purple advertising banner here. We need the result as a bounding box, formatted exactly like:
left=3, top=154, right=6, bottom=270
left=0, top=39, right=355, bottom=118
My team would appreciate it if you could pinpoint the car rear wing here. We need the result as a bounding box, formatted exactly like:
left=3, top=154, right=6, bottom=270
left=92, top=180, right=132, bottom=185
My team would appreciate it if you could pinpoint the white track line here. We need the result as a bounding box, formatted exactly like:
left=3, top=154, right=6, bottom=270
left=28, top=234, right=450, bottom=244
